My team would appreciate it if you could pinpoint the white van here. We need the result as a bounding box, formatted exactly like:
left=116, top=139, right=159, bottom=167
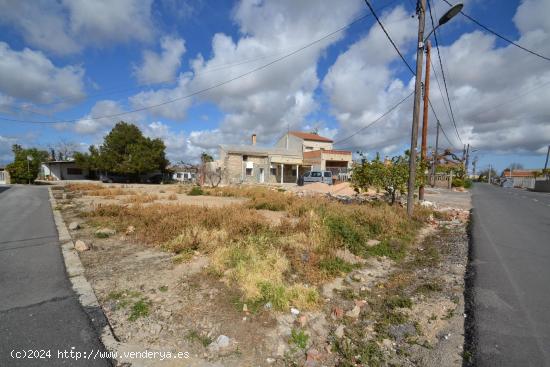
left=301, top=170, right=333, bottom=185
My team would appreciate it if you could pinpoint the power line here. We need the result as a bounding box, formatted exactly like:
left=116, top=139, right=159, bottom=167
left=427, top=0, right=463, bottom=144
left=441, top=0, right=550, bottom=63
left=1, top=0, right=405, bottom=124
left=333, top=90, right=414, bottom=146
left=363, top=0, right=415, bottom=75
left=0, top=13, right=381, bottom=124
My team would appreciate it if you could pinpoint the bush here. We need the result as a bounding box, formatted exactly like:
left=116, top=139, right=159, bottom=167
left=188, top=186, right=204, bottom=196
left=318, top=257, right=355, bottom=276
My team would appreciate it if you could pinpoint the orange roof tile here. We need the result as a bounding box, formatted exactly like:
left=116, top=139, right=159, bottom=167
left=289, top=131, right=333, bottom=142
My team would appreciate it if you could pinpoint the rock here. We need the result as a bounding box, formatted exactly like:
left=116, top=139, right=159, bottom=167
left=68, top=222, right=80, bottom=230
left=322, top=277, right=345, bottom=298
left=334, top=325, right=345, bottom=339
left=354, top=299, right=367, bottom=308
left=290, top=307, right=300, bottom=316
left=345, top=305, right=361, bottom=319
left=331, top=306, right=344, bottom=320
left=151, top=324, right=162, bottom=334
left=266, top=357, right=276, bottom=364
left=264, top=302, right=272, bottom=310
left=381, top=338, right=393, bottom=350
left=125, top=225, right=135, bottom=235
left=420, top=200, right=436, bottom=208
left=74, top=240, right=89, bottom=252
left=297, top=315, right=307, bottom=327
left=366, top=239, right=381, bottom=247
left=335, top=248, right=366, bottom=265
left=388, top=323, right=417, bottom=342
left=208, top=335, right=230, bottom=352
left=95, top=227, right=116, bottom=237
left=215, top=335, right=230, bottom=348
left=242, top=304, right=248, bottom=312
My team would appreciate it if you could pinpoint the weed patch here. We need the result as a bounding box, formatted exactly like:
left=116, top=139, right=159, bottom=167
left=289, top=328, right=309, bottom=350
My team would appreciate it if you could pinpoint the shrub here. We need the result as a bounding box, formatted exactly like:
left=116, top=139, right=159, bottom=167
left=290, top=328, right=309, bottom=350
left=128, top=299, right=150, bottom=321
left=188, top=186, right=204, bottom=196
left=318, top=257, right=355, bottom=276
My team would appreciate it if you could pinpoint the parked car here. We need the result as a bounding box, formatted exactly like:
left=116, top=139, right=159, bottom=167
left=301, top=170, right=333, bottom=185
left=99, top=173, right=132, bottom=183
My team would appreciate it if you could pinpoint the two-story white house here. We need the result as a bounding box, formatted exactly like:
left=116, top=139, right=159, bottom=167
left=218, top=131, right=352, bottom=184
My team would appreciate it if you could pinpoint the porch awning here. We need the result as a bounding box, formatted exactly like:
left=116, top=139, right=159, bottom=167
left=270, top=155, right=303, bottom=164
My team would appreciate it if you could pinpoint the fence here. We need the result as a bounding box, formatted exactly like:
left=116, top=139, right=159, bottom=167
left=326, top=167, right=351, bottom=181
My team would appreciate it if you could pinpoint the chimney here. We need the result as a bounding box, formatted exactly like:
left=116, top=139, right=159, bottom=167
left=251, top=134, right=257, bottom=146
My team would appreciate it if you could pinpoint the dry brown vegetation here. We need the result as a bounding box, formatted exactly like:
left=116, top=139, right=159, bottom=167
left=76, top=184, right=431, bottom=312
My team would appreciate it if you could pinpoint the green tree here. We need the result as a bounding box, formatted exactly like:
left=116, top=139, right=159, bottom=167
left=6, top=144, right=49, bottom=184
left=351, top=152, right=423, bottom=205
left=75, top=122, right=168, bottom=179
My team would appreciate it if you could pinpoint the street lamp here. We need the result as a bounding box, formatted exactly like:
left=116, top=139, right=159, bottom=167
left=26, top=155, right=33, bottom=185
left=406, top=1, right=463, bottom=217
left=423, top=3, right=463, bottom=42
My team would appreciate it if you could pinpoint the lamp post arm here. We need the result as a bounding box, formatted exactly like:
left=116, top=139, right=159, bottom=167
left=423, top=25, right=440, bottom=44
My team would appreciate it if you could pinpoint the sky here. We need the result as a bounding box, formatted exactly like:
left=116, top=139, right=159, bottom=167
left=0, top=0, right=549, bottom=173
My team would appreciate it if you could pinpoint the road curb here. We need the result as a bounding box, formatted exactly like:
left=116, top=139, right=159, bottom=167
left=47, top=187, right=121, bottom=361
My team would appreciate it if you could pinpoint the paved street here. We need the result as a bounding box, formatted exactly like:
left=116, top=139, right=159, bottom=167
left=0, top=185, right=110, bottom=366
left=469, top=183, right=550, bottom=366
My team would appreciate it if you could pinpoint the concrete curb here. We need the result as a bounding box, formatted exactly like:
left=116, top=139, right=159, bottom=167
left=47, top=188, right=121, bottom=359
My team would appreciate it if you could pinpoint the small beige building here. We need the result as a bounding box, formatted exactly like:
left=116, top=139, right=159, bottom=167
left=218, top=131, right=352, bottom=184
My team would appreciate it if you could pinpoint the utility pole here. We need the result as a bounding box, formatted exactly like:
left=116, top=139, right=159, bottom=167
left=464, top=143, right=470, bottom=178
left=488, top=163, right=492, bottom=184
left=544, top=145, right=550, bottom=179
left=419, top=40, right=431, bottom=201
left=431, top=121, right=440, bottom=187
left=472, top=157, right=477, bottom=178
left=406, top=0, right=427, bottom=217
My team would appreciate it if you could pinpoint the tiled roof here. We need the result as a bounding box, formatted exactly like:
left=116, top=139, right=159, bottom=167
left=289, top=131, right=333, bottom=142
left=501, top=169, right=540, bottom=177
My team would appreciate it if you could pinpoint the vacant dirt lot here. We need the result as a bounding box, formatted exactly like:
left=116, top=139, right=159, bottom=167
left=55, top=182, right=470, bottom=366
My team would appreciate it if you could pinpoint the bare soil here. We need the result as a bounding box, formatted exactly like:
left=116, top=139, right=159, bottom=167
left=56, top=182, right=470, bottom=366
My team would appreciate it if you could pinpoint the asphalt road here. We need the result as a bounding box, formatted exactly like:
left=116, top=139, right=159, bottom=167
left=469, top=183, right=550, bottom=366
left=0, top=185, right=110, bottom=366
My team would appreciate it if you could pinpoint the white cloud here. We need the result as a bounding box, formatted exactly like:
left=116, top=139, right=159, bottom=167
left=132, top=0, right=364, bottom=143
left=0, top=135, right=17, bottom=163
left=134, top=36, right=186, bottom=85
left=323, top=1, right=550, bottom=156
left=0, top=0, right=154, bottom=55
left=323, top=6, right=417, bottom=154
left=62, top=0, right=154, bottom=47
left=71, top=100, right=143, bottom=135
left=0, top=42, right=85, bottom=105
left=129, top=73, right=194, bottom=120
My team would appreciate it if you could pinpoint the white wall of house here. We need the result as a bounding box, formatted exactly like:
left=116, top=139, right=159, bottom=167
left=41, top=162, right=88, bottom=180
left=274, top=133, right=333, bottom=152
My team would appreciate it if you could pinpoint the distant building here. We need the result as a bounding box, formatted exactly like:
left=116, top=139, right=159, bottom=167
left=218, top=131, right=352, bottom=184
left=0, top=166, right=9, bottom=184
left=500, top=168, right=542, bottom=189
left=41, top=160, right=89, bottom=181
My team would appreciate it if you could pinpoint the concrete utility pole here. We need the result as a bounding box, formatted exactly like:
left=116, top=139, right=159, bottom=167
left=419, top=40, right=431, bottom=201
left=464, top=143, right=470, bottom=177
left=488, top=163, right=492, bottom=184
left=431, top=121, right=440, bottom=187
left=544, top=145, right=550, bottom=179
left=406, top=0, right=427, bottom=217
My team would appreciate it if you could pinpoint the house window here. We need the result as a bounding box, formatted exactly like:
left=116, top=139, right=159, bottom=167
left=246, top=168, right=253, bottom=176
left=305, top=146, right=313, bottom=150
left=270, top=167, right=277, bottom=176
left=67, top=167, right=82, bottom=175
left=243, top=155, right=248, bottom=161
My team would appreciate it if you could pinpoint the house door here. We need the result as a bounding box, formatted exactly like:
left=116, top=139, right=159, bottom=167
left=259, top=168, right=265, bottom=183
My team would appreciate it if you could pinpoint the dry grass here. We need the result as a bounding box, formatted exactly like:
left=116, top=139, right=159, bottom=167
left=122, top=193, right=159, bottom=204
left=78, top=185, right=432, bottom=311
left=65, top=183, right=135, bottom=197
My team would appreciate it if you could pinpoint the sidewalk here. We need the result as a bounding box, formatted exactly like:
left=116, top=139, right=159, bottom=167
left=0, top=185, right=110, bottom=366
